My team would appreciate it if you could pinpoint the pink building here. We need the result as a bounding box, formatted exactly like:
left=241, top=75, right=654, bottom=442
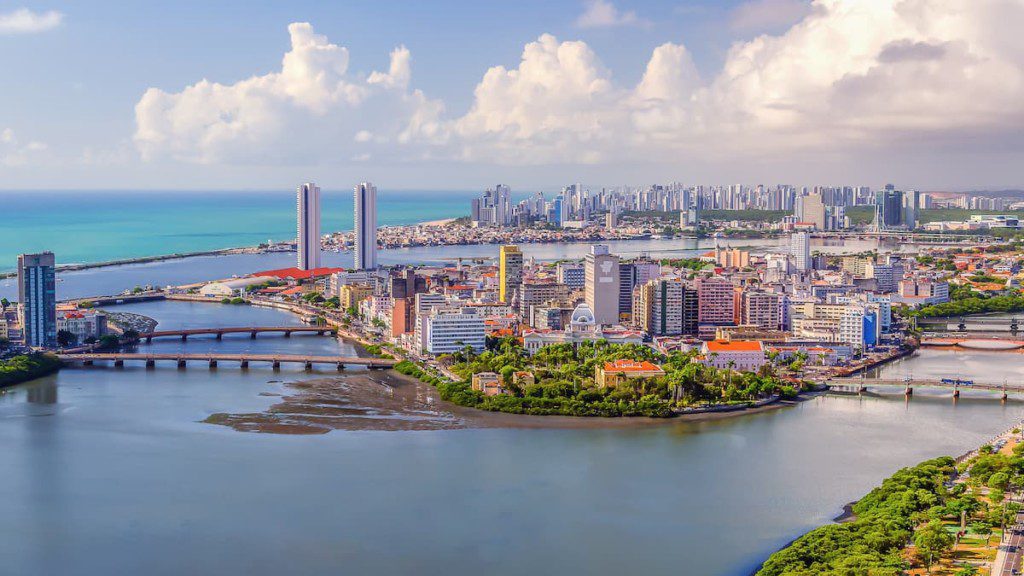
left=696, top=276, right=735, bottom=326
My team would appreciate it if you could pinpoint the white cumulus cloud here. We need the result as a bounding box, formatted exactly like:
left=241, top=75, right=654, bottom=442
left=0, top=8, right=63, bottom=34
left=134, top=2, right=1024, bottom=173
left=133, top=23, right=443, bottom=164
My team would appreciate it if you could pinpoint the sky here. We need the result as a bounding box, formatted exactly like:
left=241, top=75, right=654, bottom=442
left=2, top=0, right=1024, bottom=192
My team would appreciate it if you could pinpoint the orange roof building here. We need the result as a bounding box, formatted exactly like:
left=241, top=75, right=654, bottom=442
left=700, top=340, right=765, bottom=372
left=596, top=359, right=666, bottom=388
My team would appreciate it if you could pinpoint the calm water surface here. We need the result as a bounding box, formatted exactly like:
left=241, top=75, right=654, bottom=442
left=0, top=235, right=908, bottom=301
left=1, top=301, right=1021, bottom=575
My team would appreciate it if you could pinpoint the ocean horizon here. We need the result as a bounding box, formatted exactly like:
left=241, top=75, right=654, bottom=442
left=0, top=189, right=486, bottom=272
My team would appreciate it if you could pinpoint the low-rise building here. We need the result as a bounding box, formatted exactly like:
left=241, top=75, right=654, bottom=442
left=700, top=340, right=766, bottom=371
left=595, top=359, right=665, bottom=388
left=339, top=283, right=374, bottom=311
left=57, top=310, right=108, bottom=342
left=471, top=372, right=506, bottom=396
left=522, top=303, right=644, bottom=355
left=423, top=308, right=486, bottom=355
left=199, top=276, right=276, bottom=297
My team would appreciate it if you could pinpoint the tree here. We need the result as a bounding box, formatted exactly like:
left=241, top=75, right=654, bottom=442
left=57, top=330, right=78, bottom=348
left=97, top=334, right=121, bottom=350
left=122, top=329, right=140, bottom=343
left=0, top=297, right=9, bottom=310
left=915, top=519, right=954, bottom=572
left=970, top=519, right=993, bottom=547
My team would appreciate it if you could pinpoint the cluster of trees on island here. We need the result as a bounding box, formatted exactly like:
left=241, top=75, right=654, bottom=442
left=758, top=441, right=1024, bottom=575
left=0, top=353, right=62, bottom=388
left=395, top=338, right=802, bottom=418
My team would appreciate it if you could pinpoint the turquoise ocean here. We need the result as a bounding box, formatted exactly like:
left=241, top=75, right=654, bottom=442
left=0, top=190, right=477, bottom=272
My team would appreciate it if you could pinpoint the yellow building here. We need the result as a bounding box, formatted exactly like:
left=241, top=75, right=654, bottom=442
left=498, top=245, right=523, bottom=304
left=339, top=283, right=374, bottom=311
left=471, top=372, right=507, bottom=396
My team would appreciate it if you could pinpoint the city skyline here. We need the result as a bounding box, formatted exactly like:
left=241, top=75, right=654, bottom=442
left=2, top=1, right=1024, bottom=190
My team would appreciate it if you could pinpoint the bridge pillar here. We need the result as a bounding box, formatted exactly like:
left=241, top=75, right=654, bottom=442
left=250, top=331, right=257, bottom=339
left=905, top=386, right=913, bottom=396
left=215, top=333, right=223, bottom=340
left=272, top=360, right=280, bottom=370
left=317, top=330, right=324, bottom=336
left=953, top=388, right=960, bottom=398
left=177, top=359, right=186, bottom=369
left=181, top=334, right=188, bottom=342
left=858, top=386, right=867, bottom=394
left=114, top=359, right=124, bottom=367
left=83, top=359, right=93, bottom=366
left=1003, top=392, right=1009, bottom=401
left=240, top=359, right=249, bottom=369
left=146, top=336, right=152, bottom=343
left=208, top=359, right=217, bottom=369
left=304, top=361, right=313, bottom=371
left=284, top=331, right=291, bottom=338
left=145, top=359, right=155, bottom=368
left=337, top=363, right=345, bottom=372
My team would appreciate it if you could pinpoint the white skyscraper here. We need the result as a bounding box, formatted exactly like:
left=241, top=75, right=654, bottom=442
left=790, top=231, right=810, bottom=272
left=354, top=182, right=378, bottom=270
left=296, top=182, right=321, bottom=270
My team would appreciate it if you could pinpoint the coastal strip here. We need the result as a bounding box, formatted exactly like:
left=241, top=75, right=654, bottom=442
left=0, top=246, right=259, bottom=279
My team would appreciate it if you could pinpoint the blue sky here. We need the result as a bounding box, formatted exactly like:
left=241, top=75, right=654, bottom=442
left=1, top=1, right=1022, bottom=191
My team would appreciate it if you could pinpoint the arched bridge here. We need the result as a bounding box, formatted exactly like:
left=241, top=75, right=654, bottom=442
left=58, top=353, right=395, bottom=371
left=139, top=326, right=336, bottom=342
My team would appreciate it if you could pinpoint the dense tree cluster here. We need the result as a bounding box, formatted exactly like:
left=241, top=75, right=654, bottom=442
left=397, top=338, right=799, bottom=418
left=0, top=353, right=62, bottom=387
left=759, top=442, right=1024, bottom=575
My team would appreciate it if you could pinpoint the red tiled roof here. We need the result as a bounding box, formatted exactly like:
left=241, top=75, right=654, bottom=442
left=253, top=267, right=344, bottom=280
left=602, top=359, right=663, bottom=373
left=705, top=340, right=763, bottom=352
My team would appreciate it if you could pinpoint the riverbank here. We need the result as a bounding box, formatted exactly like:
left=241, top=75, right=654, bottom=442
left=0, top=353, right=62, bottom=388
left=0, top=246, right=260, bottom=279
left=755, top=419, right=1024, bottom=575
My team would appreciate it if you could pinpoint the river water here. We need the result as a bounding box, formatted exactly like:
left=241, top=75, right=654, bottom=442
left=0, top=235, right=910, bottom=301
left=1, top=300, right=1022, bottom=575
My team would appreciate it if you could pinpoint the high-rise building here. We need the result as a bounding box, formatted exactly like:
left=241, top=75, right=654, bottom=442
left=498, top=245, right=523, bottom=304
left=296, top=182, right=321, bottom=270
left=800, top=193, right=827, bottom=230
left=584, top=245, right=620, bottom=325
left=790, top=232, right=811, bottom=272
left=741, top=291, right=782, bottom=331
left=354, top=182, right=378, bottom=270
left=902, top=190, right=920, bottom=230
left=875, top=185, right=904, bottom=228
left=696, top=276, right=734, bottom=326
left=556, top=262, right=585, bottom=288
left=18, top=252, right=57, bottom=348
left=633, top=278, right=697, bottom=336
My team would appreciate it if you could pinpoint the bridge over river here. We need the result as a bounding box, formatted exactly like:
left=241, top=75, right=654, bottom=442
left=828, top=377, right=1024, bottom=399
left=58, top=353, right=396, bottom=371
left=138, top=326, right=336, bottom=342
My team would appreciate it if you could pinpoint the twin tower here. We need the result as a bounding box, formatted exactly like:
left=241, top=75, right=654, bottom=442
left=296, top=182, right=377, bottom=271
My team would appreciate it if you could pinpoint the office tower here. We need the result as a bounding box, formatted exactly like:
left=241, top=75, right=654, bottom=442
left=354, top=182, right=378, bottom=270
left=296, top=182, right=321, bottom=270
left=584, top=245, right=620, bottom=325
left=801, top=193, right=827, bottom=230
left=18, top=252, right=57, bottom=348
left=875, top=185, right=904, bottom=229
left=790, top=232, right=810, bottom=272
left=902, top=190, right=920, bottom=230
left=498, top=245, right=523, bottom=304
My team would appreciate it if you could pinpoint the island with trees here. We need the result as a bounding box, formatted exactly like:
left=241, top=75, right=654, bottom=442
left=0, top=353, right=63, bottom=388
left=396, top=338, right=804, bottom=418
